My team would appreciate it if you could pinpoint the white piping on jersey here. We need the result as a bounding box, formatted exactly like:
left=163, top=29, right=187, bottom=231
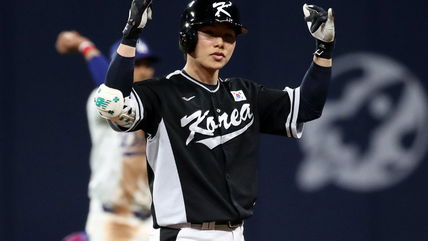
left=146, top=119, right=187, bottom=226
left=179, top=70, right=221, bottom=93
left=127, top=89, right=144, bottom=132
left=166, top=70, right=227, bottom=93
left=166, top=70, right=182, bottom=79
left=284, top=87, right=303, bottom=138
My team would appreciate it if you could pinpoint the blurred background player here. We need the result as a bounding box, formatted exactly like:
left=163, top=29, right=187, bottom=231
left=55, top=30, right=159, bottom=241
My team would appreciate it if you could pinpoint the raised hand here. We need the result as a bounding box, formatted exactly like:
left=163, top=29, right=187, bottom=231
left=122, top=0, right=153, bottom=46
left=303, top=4, right=335, bottom=59
left=55, top=31, right=90, bottom=54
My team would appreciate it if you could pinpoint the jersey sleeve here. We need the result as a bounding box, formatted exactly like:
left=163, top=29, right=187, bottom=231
left=257, top=85, right=303, bottom=138
left=109, top=80, right=162, bottom=136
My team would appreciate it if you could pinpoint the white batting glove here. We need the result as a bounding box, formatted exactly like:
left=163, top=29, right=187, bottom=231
left=122, top=0, right=153, bottom=46
left=303, top=4, right=335, bottom=59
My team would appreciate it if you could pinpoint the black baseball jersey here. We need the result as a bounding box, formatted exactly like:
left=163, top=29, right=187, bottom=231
left=116, top=70, right=302, bottom=227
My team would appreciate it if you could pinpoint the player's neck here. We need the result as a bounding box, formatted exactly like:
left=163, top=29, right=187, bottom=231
left=183, top=62, right=219, bottom=85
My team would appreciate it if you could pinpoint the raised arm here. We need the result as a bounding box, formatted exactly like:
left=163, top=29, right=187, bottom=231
left=55, top=31, right=109, bottom=86
left=298, top=4, right=335, bottom=123
left=93, top=0, right=153, bottom=127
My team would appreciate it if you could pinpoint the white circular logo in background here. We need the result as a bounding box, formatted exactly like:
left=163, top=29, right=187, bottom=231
left=297, top=52, right=428, bottom=192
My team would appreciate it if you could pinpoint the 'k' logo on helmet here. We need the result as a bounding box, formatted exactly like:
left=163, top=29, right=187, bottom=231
left=213, top=2, right=232, bottom=17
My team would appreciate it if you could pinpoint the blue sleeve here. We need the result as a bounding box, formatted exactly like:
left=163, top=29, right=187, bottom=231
left=86, top=55, right=109, bottom=86
left=298, top=62, right=331, bottom=122
left=105, top=53, right=135, bottom=97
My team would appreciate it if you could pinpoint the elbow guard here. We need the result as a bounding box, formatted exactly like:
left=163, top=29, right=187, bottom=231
left=93, top=84, right=125, bottom=118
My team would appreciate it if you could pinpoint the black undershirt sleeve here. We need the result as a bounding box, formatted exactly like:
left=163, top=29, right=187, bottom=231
left=105, top=53, right=135, bottom=97
left=298, top=62, right=331, bottom=122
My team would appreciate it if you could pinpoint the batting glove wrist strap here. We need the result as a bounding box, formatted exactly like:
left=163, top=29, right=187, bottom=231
left=303, top=4, right=335, bottom=59
left=314, top=39, right=334, bottom=59
left=122, top=0, right=153, bottom=47
left=122, top=29, right=142, bottom=47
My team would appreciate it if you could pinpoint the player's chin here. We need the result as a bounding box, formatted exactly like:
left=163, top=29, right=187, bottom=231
left=208, top=59, right=229, bottom=70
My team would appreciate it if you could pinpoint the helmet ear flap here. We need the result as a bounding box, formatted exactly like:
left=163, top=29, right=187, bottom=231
left=179, top=28, right=198, bottom=53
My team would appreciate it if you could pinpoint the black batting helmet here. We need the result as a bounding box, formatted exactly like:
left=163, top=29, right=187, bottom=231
left=179, top=0, right=248, bottom=53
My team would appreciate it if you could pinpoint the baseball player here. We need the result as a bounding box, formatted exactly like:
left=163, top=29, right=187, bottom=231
left=55, top=31, right=159, bottom=241
left=94, top=0, right=335, bottom=240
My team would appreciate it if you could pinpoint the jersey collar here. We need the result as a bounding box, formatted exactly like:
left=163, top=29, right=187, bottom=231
left=179, top=70, right=222, bottom=93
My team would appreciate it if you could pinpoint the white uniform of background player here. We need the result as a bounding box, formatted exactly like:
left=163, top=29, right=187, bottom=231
left=86, top=91, right=153, bottom=241
left=55, top=31, right=159, bottom=241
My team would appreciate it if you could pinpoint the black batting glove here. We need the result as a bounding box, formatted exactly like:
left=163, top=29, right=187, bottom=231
left=122, top=0, right=153, bottom=47
left=303, top=4, right=335, bottom=59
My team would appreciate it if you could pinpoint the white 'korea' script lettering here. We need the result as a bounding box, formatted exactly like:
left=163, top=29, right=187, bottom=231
left=180, top=104, right=254, bottom=148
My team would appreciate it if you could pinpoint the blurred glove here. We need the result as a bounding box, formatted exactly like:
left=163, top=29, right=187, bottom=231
left=303, top=4, right=335, bottom=59
left=55, top=31, right=91, bottom=54
left=122, top=0, right=153, bottom=46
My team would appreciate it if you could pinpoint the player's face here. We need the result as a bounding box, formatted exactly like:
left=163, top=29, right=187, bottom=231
left=191, top=23, right=237, bottom=71
left=133, top=59, right=154, bottom=82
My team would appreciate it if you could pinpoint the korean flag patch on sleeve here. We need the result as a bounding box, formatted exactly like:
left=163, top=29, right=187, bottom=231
left=230, top=90, right=247, bottom=102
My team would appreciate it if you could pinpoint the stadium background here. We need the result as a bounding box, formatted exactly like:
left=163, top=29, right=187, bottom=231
left=1, top=0, right=427, bottom=240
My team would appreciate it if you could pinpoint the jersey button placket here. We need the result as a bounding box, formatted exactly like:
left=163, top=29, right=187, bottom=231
left=210, top=94, right=223, bottom=135
left=212, top=90, right=239, bottom=212
left=210, top=93, right=228, bottom=167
